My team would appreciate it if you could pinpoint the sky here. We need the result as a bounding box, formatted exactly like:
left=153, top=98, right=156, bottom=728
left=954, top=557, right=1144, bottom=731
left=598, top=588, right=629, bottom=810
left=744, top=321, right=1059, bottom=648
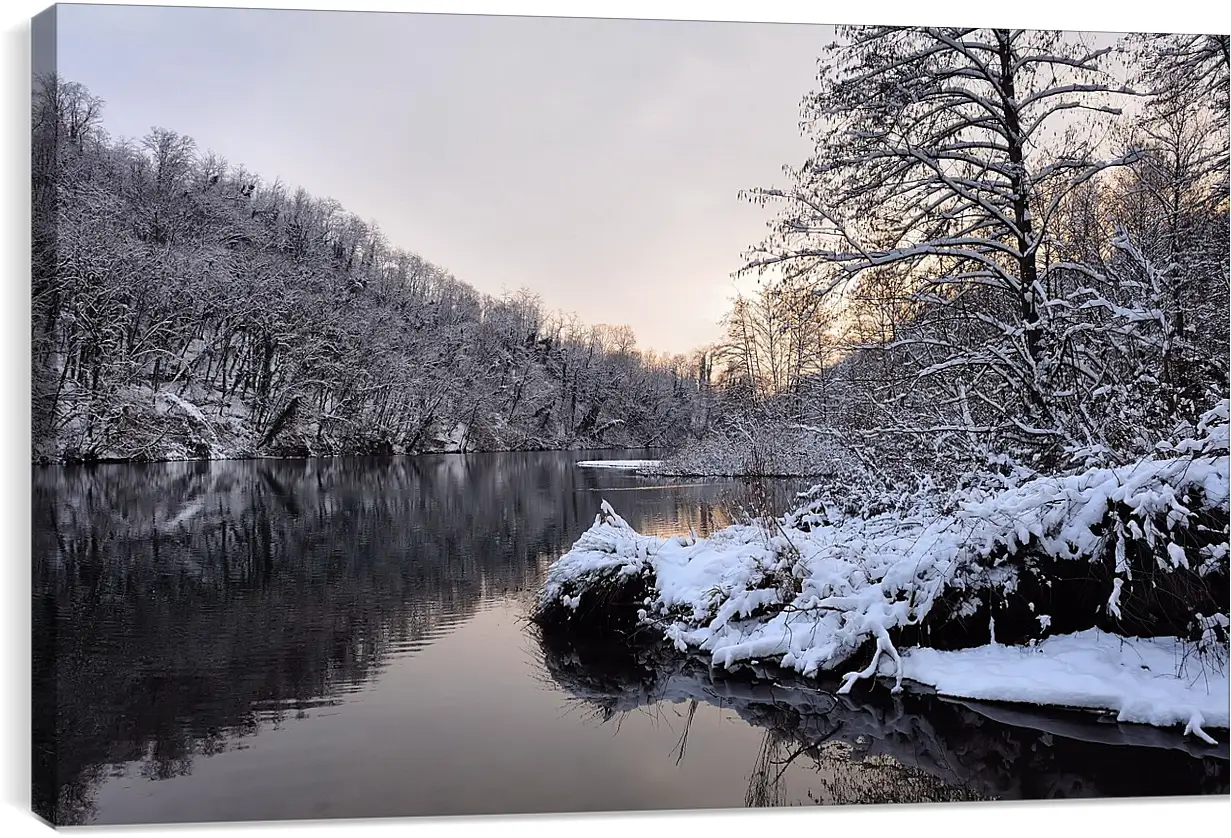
left=53, top=4, right=832, bottom=356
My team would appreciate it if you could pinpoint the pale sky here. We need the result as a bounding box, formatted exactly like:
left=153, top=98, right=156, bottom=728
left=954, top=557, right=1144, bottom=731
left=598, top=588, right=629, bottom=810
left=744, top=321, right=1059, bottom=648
left=54, top=4, right=830, bottom=356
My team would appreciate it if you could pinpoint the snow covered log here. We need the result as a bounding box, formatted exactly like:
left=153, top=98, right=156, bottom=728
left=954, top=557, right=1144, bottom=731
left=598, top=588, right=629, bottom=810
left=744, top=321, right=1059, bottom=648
left=530, top=501, right=660, bottom=639
left=534, top=429, right=1230, bottom=739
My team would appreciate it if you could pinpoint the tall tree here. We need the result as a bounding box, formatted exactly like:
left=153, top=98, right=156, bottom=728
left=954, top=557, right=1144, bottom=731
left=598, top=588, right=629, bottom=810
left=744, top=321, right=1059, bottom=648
left=742, top=27, right=1137, bottom=459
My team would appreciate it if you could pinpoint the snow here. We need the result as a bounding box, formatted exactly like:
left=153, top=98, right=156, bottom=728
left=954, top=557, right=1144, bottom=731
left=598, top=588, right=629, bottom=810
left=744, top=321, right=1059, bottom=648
left=157, top=390, right=211, bottom=427
left=539, top=446, right=1230, bottom=740
left=437, top=422, right=469, bottom=452
left=575, top=459, right=663, bottom=470
left=540, top=501, right=656, bottom=592
left=894, top=630, right=1229, bottom=744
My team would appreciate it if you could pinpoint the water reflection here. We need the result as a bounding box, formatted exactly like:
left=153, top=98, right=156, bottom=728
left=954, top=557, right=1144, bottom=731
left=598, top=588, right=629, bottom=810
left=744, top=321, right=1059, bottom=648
left=38, top=450, right=1221, bottom=826
left=536, top=636, right=1230, bottom=804
left=32, top=450, right=798, bottom=825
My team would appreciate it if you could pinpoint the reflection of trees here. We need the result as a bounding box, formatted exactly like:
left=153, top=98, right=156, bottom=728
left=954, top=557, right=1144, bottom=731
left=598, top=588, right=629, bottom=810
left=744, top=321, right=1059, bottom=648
left=35, top=450, right=721, bottom=825
left=745, top=732, right=983, bottom=807
left=537, top=635, right=1230, bottom=807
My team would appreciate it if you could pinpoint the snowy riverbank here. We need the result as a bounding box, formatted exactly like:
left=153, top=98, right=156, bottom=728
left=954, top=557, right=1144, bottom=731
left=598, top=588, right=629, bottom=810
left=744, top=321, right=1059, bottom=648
left=35, top=378, right=678, bottom=465
left=895, top=631, right=1227, bottom=742
left=535, top=414, right=1230, bottom=742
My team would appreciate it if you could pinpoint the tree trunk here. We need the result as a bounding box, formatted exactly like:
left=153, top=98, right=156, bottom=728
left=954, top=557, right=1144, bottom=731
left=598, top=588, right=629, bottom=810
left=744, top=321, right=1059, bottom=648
left=997, top=30, right=1045, bottom=416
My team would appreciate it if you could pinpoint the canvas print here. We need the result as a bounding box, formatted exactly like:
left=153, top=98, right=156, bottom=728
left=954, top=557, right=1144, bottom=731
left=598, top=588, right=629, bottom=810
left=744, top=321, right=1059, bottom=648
left=30, top=3, right=1230, bottom=827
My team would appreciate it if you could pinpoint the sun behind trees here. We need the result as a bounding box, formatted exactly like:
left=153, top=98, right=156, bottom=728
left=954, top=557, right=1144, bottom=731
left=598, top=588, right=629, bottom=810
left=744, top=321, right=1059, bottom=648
left=30, top=75, right=708, bottom=463
left=677, top=27, right=1228, bottom=482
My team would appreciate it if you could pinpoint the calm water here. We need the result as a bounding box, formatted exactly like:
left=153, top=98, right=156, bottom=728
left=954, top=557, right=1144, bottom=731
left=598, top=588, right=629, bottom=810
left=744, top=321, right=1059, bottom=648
left=32, top=450, right=1229, bottom=825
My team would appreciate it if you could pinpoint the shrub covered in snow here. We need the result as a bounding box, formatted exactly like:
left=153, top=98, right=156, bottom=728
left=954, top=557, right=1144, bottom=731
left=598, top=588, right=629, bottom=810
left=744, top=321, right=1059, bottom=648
left=535, top=402, right=1230, bottom=739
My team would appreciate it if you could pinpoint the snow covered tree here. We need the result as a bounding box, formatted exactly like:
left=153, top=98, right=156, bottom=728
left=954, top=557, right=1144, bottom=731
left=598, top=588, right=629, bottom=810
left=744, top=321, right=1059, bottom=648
left=1134, top=34, right=1229, bottom=126
left=742, top=27, right=1140, bottom=465
left=1034, top=33, right=1231, bottom=464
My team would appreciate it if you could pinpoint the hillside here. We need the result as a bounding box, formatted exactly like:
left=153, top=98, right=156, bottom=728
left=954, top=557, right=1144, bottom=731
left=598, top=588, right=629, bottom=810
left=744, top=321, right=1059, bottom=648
left=31, top=76, right=706, bottom=463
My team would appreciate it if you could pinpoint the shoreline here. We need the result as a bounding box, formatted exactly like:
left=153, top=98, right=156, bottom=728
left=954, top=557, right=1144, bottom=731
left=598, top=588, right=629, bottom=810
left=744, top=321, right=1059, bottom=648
left=533, top=448, right=1231, bottom=743
left=627, top=639, right=1231, bottom=754
left=32, top=444, right=672, bottom=468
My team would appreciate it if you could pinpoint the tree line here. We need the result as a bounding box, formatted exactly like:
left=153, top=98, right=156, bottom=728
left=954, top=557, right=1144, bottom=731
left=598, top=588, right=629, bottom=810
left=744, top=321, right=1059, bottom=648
left=31, top=75, right=708, bottom=463
left=694, top=29, right=1228, bottom=481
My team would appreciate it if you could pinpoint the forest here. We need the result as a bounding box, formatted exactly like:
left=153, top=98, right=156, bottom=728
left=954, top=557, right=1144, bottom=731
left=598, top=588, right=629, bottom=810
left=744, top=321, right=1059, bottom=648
left=669, top=29, right=1229, bottom=482
left=30, top=29, right=1229, bottom=480
left=30, top=78, right=708, bottom=463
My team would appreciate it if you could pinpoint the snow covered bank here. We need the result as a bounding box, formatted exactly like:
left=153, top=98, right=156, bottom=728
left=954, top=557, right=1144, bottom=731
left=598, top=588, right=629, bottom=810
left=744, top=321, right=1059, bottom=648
left=575, top=459, right=663, bottom=470
left=895, top=630, right=1228, bottom=743
left=36, top=380, right=666, bottom=465
left=535, top=424, right=1230, bottom=740
left=38, top=375, right=676, bottom=465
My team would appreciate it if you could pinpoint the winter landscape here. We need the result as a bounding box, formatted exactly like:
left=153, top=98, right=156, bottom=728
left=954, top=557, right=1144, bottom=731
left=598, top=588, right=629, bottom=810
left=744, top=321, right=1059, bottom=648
left=31, top=6, right=1230, bottom=827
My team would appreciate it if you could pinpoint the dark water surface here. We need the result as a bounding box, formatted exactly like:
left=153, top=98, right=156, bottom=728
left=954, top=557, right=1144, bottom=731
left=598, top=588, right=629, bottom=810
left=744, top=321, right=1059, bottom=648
left=32, top=451, right=1229, bottom=825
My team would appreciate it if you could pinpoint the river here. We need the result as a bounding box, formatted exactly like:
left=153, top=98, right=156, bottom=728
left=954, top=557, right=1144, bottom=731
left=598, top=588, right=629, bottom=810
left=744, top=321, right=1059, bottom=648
left=31, top=450, right=1229, bottom=825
